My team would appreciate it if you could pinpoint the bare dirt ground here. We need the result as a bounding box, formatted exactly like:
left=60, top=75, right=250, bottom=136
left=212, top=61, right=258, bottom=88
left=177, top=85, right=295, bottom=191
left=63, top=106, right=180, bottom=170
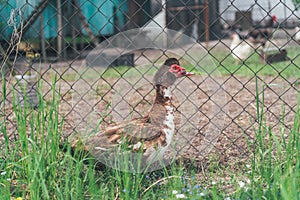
left=1, top=40, right=299, bottom=171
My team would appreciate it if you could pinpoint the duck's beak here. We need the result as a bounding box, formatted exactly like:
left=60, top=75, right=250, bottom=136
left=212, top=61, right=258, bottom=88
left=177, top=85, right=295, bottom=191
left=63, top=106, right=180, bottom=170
left=179, top=68, right=195, bottom=77
left=181, top=71, right=195, bottom=76
left=169, top=64, right=195, bottom=77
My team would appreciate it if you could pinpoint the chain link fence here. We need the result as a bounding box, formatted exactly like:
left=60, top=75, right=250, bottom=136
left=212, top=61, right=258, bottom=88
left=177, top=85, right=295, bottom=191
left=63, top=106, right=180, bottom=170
left=0, top=0, right=300, bottom=166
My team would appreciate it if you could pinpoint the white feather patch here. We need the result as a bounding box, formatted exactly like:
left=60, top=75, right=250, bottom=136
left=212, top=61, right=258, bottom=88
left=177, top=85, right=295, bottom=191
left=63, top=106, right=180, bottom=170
left=163, top=105, right=175, bottom=144
left=146, top=101, right=175, bottom=163
left=133, top=141, right=142, bottom=150
left=163, top=87, right=172, bottom=98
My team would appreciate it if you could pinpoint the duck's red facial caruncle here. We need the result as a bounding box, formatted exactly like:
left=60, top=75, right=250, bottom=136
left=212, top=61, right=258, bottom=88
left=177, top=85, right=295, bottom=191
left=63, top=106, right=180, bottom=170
left=169, top=64, right=194, bottom=77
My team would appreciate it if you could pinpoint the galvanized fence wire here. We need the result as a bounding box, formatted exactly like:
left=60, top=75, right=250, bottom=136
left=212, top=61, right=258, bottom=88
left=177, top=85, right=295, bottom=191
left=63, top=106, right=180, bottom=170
left=0, top=0, right=300, bottom=162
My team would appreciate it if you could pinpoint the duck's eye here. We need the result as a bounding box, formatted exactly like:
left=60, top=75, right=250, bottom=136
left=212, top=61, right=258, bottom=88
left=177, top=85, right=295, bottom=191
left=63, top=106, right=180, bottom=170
left=171, top=65, right=180, bottom=71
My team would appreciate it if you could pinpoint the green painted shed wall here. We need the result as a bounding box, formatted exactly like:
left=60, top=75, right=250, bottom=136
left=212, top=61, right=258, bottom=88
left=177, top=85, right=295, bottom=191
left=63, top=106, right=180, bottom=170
left=0, top=0, right=128, bottom=40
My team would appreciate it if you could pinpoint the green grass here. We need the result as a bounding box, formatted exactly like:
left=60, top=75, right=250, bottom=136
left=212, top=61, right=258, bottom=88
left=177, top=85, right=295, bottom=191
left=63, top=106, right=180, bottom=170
left=236, top=78, right=300, bottom=200
left=60, top=65, right=159, bottom=82
left=0, top=74, right=299, bottom=199
left=207, top=46, right=300, bottom=78
left=68, top=46, right=300, bottom=80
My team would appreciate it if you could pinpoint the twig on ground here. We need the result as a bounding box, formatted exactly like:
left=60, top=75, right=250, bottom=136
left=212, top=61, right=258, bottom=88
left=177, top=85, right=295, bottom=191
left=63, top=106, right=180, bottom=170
left=141, top=175, right=186, bottom=196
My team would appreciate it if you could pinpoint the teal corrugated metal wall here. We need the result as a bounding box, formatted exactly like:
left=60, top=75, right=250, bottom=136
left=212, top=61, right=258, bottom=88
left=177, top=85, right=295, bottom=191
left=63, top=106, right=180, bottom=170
left=0, top=0, right=58, bottom=40
left=42, top=0, right=58, bottom=39
left=0, top=0, right=128, bottom=41
left=78, top=0, right=128, bottom=36
left=0, top=0, right=17, bottom=40
left=113, top=0, right=128, bottom=30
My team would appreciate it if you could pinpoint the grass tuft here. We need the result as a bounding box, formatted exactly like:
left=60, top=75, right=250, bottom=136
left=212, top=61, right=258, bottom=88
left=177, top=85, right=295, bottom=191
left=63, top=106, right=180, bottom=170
left=0, top=72, right=299, bottom=199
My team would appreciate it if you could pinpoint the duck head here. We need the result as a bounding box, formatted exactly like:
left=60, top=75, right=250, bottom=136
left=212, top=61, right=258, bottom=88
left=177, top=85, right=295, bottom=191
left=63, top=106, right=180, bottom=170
left=153, top=58, right=194, bottom=88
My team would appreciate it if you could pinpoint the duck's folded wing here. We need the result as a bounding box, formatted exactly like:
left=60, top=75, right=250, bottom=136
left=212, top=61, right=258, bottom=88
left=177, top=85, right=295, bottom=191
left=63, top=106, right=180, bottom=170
left=86, top=116, right=167, bottom=151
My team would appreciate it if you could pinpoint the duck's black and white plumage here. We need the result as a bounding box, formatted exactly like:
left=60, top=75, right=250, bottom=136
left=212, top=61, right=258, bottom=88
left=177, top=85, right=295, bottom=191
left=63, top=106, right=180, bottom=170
left=76, top=58, right=194, bottom=164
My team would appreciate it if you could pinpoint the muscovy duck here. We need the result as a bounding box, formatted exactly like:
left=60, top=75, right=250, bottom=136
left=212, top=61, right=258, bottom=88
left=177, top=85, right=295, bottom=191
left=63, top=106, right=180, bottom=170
left=76, top=58, right=194, bottom=165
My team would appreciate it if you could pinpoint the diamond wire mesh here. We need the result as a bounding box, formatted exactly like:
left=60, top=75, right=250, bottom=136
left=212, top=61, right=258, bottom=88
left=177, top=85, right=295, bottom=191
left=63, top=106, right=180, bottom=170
left=0, top=0, right=300, bottom=164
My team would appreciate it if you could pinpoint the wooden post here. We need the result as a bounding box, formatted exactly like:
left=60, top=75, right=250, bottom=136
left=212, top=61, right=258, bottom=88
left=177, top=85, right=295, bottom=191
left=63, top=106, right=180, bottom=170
left=128, top=0, right=144, bottom=28
left=194, top=0, right=199, bottom=40
left=40, top=12, right=47, bottom=62
left=57, top=0, right=62, bottom=61
left=162, top=0, right=167, bottom=48
left=128, top=0, right=138, bottom=28
left=204, top=0, right=209, bottom=48
left=71, top=16, right=77, bottom=56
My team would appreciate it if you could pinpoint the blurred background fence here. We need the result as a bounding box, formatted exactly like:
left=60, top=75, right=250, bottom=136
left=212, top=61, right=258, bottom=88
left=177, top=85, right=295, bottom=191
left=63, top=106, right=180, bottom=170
left=0, top=0, right=300, bottom=163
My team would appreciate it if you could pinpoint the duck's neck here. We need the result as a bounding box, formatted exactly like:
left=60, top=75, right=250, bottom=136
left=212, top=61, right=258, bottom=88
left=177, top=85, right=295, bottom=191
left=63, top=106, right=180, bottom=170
left=154, top=85, right=173, bottom=105
left=154, top=85, right=175, bottom=144
left=149, top=85, right=174, bottom=129
left=154, top=85, right=175, bottom=127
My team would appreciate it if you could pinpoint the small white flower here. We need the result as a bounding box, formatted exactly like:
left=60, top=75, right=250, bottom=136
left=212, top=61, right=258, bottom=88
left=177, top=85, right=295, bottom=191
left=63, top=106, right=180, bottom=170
left=176, top=194, right=186, bottom=199
left=172, top=190, right=178, bottom=194
left=0, top=171, right=7, bottom=176
left=211, top=181, right=217, bottom=185
left=224, top=197, right=231, bottom=200
left=238, top=181, right=245, bottom=188
left=246, top=164, right=251, bottom=168
left=199, top=192, right=205, bottom=196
